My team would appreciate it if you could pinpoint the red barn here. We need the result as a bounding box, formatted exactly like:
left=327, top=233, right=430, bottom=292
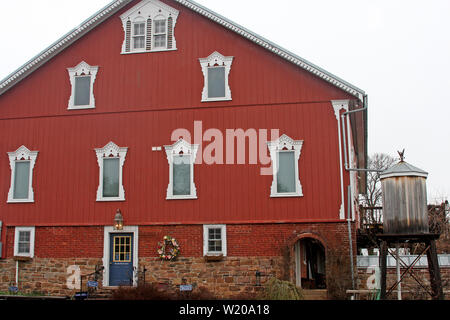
left=0, top=0, right=367, bottom=298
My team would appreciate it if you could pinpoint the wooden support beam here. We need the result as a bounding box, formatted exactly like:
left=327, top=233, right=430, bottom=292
left=426, top=239, right=444, bottom=300
left=380, top=240, right=387, bottom=300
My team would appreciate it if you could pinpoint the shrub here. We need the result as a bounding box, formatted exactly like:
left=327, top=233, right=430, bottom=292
left=260, top=277, right=303, bottom=300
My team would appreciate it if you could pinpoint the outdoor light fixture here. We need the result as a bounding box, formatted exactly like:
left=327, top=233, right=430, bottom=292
left=255, top=271, right=262, bottom=286
left=114, top=209, right=123, bottom=230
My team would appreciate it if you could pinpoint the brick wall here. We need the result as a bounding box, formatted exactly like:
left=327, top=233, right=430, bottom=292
left=0, top=222, right=355, bottom=297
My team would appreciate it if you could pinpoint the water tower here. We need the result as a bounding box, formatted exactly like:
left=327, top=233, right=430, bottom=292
left=380, top=158, right=429, bottom=234
left=376, top=151, right=444, bottom=300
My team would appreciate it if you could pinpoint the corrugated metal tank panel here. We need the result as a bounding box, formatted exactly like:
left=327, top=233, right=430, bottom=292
left=0, top=0, right=355, bottom=226
left=381, top=176, right=429, bottom=234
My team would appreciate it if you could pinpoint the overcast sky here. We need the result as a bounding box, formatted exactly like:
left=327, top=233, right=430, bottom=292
left=0, top=0, right=449, bottom=203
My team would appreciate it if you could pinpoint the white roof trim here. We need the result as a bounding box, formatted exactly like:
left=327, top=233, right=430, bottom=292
left=0, top=0, right=365, bottom=100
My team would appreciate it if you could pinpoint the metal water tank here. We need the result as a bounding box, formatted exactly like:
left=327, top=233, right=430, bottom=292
left=380, top=159, right=429, bottom=234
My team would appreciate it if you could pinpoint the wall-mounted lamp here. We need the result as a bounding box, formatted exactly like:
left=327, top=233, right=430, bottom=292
left=114, top=209, right=123, bottom=230
left=255, top=271, right=262, bottom=286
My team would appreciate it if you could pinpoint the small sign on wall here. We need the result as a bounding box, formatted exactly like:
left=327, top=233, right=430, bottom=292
left=180, top=284, right=192, bottom=292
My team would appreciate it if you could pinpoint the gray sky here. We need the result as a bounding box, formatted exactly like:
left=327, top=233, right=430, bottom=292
left=0, top=0, right=449, bottom=203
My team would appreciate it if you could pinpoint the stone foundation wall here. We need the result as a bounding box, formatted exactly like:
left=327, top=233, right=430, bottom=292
left=0, top=256, right=282, bottom=298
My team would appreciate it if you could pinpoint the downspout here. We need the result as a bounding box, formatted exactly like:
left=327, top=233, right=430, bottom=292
left=339, top=94, right=382, bottom=294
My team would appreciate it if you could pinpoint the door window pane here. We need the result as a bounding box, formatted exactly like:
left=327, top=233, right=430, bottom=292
left=103, top=158, right=120, bottom=197
left=277, top=151, right=296, bottom=193
left=208, top=67, right=226, bottom=98
left=13, top=161, right=30, bottom=199
left=74, top=76, right=91, bottom=106
left=173, top=155, right=190, bottom=195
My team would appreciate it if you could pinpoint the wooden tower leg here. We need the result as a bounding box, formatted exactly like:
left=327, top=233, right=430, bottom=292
left=426, top=239, right=444, bottom=300
left=380, top=241, right=388, bottom=300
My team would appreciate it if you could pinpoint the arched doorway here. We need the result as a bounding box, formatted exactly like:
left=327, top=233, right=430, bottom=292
left=294, top=237, right=326, bottom=289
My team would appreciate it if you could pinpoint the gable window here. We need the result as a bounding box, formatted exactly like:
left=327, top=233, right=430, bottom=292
left=203, top=225, right=227, bottom=256
left=199, top=51, right=234, bottom=102
left=133, top=22, right=146, bottom=49
left=95, top=142, right=128, bottom=201
left=120, top=0, right=179, bottom=54
left=267, top=134, right=304, bottom=197
left=164, top=139, right=199, bottom=200
left=153, top=19, right=167, bottom=48
left=7, top=146, right=38, bottom=203
left=67, top=61, right=99, bottom=110
left=14, top=227, right=35, bottom=258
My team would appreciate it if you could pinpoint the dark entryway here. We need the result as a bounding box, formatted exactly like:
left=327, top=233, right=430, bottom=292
left=294, top=238, right=326, bottom=289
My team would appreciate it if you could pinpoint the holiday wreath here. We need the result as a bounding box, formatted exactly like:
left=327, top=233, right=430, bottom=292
left=157, top=235, right=180, bottom=260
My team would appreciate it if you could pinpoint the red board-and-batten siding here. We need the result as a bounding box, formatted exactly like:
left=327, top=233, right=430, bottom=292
left=0, top=0, right=355, bottom=227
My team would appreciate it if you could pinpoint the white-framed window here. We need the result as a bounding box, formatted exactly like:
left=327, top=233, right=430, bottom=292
left=267, top=134, right=304, bottom=197
left=67, top=61, right=99, bottom=110
left=153, top=18, right=167, bottom=49
left=7, top=146, right=38, bottom=203
left=203, top=224, right=227, bottom=256
left=120, top=0, right=179, bottom=54
left=14, top=227, right=35, bottom=258
left=199, top=51, right=234, bottom=102
left=132, top=21, right=146, bottom=50
left=95, top=141, right=128, bottom=201
left=164, top=139, right=199, bottom=200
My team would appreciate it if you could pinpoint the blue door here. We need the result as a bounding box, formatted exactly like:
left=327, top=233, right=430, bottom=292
left=109, top=233, right=134, bottom=286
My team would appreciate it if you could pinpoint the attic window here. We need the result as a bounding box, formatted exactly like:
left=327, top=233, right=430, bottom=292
left=67, top=61, right=99, bottom=110
left=199, top=51, right=234, bottom=102
left=120, top=0, right=179, bottom=54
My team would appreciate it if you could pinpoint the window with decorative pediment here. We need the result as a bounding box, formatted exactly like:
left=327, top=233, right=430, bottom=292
left=267, top=134, right=304, bottom=197
left=67, top=61, right=99, bottom=110
left=120, top=0, right=179, bottom=54
left=164, top=139, right=199, bottom=200
left=95, top=142, right=128, bottom=201
left=7, top=145, right=39, bottom=203
left=199, top=51, right=234, bottom=102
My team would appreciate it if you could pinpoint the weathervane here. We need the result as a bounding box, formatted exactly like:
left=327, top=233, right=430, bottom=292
left=397, top=149, right=405, bottom=162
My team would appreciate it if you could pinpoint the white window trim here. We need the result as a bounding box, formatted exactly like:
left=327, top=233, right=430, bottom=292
left=164, top=139, right=199, bottom=200
left=203, top=224, right=227, bottom=257
left=120, top=0, right=179, bottom=54
left=267, top=134, right=304, bottom=197
left=95, top=141, right=128, bottom=202
left=199, top=51, right=234, bottom=102
left=102, top=225, right=139, bottom=287
left=67, top=61, right=99, bottom=110
left=14, top=226, right=35, bottom=258
left=7, top=145, right=38, bottom=203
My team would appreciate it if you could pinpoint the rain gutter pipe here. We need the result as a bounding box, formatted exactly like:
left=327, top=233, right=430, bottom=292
left=341, top=95, right=382, bottom=173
